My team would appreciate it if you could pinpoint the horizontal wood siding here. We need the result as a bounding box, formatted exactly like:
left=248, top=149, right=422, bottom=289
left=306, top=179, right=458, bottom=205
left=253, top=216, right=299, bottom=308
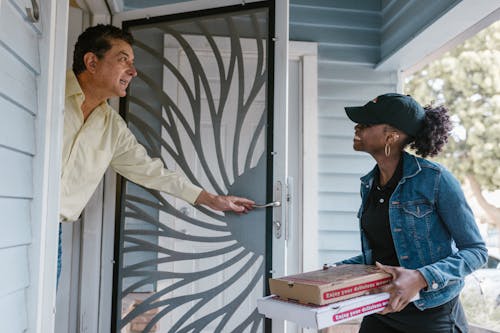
left=290, top=1, right=381, bottom=65
left=291, top=0, right=398, bottom=267
left=0, top=0, right=40, bottom=74
left=0, top=97, right=36, bottom=154
left=0, top=289, right=28, bottom=332
left=0, top=198, right=31, bottom=248
left=0, top=0, right=39, bottom=330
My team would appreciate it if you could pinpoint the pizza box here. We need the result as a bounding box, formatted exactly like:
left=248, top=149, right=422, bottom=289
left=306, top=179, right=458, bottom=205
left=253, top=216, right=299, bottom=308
left=269, top=264, right=392, bottom=305
left=258, top=293, right=414, bottom=330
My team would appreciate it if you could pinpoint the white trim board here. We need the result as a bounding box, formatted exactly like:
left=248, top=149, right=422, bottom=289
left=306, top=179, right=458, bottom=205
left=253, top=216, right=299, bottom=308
left=28, top=0, right=69, bottom=332
left=290, top=42, right=318, bottom=274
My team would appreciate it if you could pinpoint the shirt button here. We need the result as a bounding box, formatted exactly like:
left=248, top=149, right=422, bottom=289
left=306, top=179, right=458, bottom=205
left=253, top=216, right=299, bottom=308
left=379, top=198, right=384, bottom=203
left=431, top=282, right=439, bottom=290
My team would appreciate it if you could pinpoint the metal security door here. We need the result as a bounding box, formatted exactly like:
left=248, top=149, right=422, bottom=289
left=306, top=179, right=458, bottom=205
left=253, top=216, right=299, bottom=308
left=113, top=3, right=275, bottom=332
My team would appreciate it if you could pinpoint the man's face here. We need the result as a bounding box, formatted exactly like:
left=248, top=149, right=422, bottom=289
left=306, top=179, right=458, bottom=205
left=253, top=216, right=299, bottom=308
left=92, top=39, right=137, bottom=99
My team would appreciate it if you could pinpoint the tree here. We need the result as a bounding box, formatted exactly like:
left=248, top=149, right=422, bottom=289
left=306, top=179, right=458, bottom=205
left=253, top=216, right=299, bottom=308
left=404, top=21, right=500, bottom=237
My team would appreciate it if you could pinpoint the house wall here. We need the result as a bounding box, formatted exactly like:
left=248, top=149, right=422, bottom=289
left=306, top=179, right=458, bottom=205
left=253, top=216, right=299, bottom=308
left=290, top=0, right=399, bottom=266
left=1, top=0, right=67, bottom=331
left=0, top=0, right=40, bottom=330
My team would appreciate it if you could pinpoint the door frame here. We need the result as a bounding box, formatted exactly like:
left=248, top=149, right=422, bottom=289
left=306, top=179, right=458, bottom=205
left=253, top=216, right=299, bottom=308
left=28, top=0, right=69, bottom=332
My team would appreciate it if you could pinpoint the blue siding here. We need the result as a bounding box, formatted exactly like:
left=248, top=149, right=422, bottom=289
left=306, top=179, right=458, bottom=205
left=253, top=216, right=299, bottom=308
left=291, top=1, right=381, bottom=65
left=291, top=0, right=398, bottom=266
left=290, top=0, right=461, bottom=266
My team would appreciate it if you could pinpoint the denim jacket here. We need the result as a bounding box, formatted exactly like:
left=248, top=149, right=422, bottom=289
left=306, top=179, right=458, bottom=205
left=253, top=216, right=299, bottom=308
left=342, top=152, right=487, bottom=310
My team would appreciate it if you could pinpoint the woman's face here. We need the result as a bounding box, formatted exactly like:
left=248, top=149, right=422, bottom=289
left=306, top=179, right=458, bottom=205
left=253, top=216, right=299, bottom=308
left=353, top=123, right=388, bottom=156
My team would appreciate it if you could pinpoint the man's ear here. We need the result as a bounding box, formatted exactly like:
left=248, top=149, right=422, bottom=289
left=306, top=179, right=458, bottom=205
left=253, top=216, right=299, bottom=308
left=83, top=52, right=98, bottom=73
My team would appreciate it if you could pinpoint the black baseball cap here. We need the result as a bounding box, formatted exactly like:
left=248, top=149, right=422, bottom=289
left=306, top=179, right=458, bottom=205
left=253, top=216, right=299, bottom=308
left=344, top=93, right=425, bottom=136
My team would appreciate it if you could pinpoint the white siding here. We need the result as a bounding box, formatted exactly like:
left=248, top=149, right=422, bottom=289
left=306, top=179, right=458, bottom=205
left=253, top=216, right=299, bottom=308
left=0, top=0, right=39, bottom=330
left=0, top=0, right=68, bottom=331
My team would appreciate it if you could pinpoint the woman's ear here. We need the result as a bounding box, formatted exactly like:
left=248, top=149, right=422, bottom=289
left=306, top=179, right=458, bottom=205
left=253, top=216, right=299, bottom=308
left=83, top=52, right=98, bottom=73
left=387, top=132, right=400, bottom=145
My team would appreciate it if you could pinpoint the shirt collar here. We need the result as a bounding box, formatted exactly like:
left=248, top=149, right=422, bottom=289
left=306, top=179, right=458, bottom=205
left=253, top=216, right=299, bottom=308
left=65, top=70, right=110, bottom=118
left=65, top=70, right=84, bottom=98
left=373, top=155, right=404, bottom=191
left=361, top=151, right=416, bottom=186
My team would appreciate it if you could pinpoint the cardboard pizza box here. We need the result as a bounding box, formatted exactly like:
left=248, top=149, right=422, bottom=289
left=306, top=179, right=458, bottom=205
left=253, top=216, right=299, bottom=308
left=258, top=292, right=419, bottom=330
left=269, top=264, right=392, bottom=305
left=257, top=293, right=390, bottom=329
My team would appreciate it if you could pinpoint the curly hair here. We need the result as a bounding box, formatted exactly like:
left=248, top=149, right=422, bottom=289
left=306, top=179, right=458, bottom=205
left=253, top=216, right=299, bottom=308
left=72, top=24, right=134, bottom=75
left=408, top=105, right=452, bottom=158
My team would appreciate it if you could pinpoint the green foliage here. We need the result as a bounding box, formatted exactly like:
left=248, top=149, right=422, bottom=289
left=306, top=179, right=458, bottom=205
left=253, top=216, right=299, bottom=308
left=405, top=21, right=500, bottom=191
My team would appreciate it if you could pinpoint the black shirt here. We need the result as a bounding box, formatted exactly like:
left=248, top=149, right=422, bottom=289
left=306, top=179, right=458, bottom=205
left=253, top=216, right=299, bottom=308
left=361, top=157, right=404, bottom=266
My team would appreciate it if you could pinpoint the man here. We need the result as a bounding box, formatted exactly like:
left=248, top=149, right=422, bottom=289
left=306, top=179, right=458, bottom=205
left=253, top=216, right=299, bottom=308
left=59, top=24, right=254, bottom=282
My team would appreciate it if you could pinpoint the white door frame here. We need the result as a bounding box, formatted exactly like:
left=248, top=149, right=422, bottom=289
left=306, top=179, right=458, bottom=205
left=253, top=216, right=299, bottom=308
left=28, top=0, right=69, bottom=332
left=288, top=41, right=318, bottom=274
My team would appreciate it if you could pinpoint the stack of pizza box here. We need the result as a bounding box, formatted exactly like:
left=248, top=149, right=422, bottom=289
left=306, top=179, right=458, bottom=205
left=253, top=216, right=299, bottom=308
left=258, top=264, right=416, bottom=329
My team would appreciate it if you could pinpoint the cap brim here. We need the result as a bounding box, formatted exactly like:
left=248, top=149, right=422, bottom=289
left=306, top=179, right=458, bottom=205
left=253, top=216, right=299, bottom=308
left=344, top=106, right=378, bottom=124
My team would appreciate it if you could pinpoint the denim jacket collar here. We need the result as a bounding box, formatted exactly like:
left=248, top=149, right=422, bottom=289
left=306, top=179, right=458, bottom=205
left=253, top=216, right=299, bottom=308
left=360, top=151, right=421, bottom=186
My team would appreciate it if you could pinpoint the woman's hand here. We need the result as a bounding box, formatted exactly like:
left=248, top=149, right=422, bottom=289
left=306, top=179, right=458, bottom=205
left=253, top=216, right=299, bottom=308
left=373, top=262, right=427, bottom=314
left=195, top=190, right=255, bottom=213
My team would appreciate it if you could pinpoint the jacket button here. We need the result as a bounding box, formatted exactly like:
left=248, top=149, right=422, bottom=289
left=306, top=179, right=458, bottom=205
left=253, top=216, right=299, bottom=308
left=431, top=282, right=438, bottom=290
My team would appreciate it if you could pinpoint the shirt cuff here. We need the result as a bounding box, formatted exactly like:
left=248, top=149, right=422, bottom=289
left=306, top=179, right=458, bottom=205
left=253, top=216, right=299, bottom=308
left=181, top=184, right=203, bottom=205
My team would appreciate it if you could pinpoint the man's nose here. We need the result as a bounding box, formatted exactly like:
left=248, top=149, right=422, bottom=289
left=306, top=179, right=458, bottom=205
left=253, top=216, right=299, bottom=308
left=128, top=64, right=137, bottom=77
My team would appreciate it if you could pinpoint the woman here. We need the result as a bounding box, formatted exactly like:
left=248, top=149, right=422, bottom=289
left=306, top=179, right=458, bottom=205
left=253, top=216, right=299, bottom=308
left=341, top=93, right=487, bottom=333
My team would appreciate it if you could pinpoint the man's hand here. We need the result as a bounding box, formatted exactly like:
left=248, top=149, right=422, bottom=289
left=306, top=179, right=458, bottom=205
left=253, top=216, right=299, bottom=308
left=195, top=190, right=255, bottom=213
left=372, top=262, right=427, bottom=314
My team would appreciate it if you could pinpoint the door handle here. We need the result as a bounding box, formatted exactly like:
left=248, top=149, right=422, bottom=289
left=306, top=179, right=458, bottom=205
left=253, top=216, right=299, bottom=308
left=273, top=181, right=282, bottom=239
left=254, top=201, right=281, bottom=208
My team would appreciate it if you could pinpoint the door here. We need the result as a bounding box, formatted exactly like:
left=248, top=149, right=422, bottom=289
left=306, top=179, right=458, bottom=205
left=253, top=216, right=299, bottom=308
left=112, top=1, right=285, bottom=332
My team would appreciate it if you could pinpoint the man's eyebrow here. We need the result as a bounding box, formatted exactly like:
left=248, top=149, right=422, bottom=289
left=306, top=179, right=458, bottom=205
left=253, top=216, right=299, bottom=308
left=118, top=51, right=136, bottom=58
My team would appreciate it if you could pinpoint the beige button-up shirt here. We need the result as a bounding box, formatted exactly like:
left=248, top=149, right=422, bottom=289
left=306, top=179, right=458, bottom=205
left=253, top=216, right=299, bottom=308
left=60, top=71, right=202, bottom=221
